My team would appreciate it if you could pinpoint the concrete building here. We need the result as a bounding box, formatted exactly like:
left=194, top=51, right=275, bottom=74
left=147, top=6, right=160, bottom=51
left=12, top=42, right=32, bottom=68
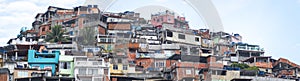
left=234, top=43, right=265, bottom=61
left=74, top=56, right=110, bottom=81
left=151, top=10, right=189, bottom=28
left=13, top=68, right=51, bottom=80
left=59, top=55, right=74, bottom=77
left=27, top=50, right=60, bottom=76
left=242, top=56, right=273, bottom=73
left=0, top=68, right=10, bottom=81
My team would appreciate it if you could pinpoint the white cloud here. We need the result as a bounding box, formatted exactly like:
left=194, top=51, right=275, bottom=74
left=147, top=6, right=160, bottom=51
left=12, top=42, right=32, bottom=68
left=0, top=0, right=85, bottom=46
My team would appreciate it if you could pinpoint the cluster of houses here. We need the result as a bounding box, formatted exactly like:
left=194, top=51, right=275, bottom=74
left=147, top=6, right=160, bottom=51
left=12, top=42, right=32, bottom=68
left=0, top=5, right=299, bottom=81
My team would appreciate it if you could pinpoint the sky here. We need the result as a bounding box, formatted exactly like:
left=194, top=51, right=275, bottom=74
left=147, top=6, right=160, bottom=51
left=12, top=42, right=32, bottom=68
left=0, top=0, right=300, bottom=63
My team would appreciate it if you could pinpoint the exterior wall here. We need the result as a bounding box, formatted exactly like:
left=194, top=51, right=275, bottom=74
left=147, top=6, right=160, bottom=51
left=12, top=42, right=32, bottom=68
left=201, top=38, right=212, bottom=48
left=28, top=50, right=60, bottom=75
left=109, top=64, right=129, bottom=75
left=59, top=55, right=74, bottom=77
left=3, top=63, right=14, bottom=74
left=211, top=71, right=240, bottom=81
left=0, top=74, right=9, bottom=81
left=13, top=69, right=51, bottom=79
left=239, top=76, right=294, bottom=81
left=249, top=62, right=272, bottom=69
left=176, top=62, right=207, bottom=69
left=176, top=67, right=196, bottom=80
left=166, top=60, right=177, bottom=68
left=0, top=59, right=3, bottom=67
left=107, top=23, right=131, bottom=30
left=29, top=64, right=56, bottom=75
left=74, top=67, right=105, bottom=81
left=98, top=25, right=106, bottom=35
left=151, top=12, right=175, bottom=27
left=74, top=57, right=108, bottom=81
left=207, top=56, right=224, bottom=68
left=128, top=43, right=139, bottom=49
left=135, top=58, right=154, bottom=69
left=38, top=24, right=51, bottom=36
left=166, top=31, right=201, bottom=45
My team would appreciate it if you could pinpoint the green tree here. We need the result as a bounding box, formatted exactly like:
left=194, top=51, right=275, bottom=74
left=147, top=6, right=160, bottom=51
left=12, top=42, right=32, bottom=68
left=78, top=27, right=96, bottom=46
left=45, top=25, right=68, bottom=43
left=231, top=63, right=259, bottom=71
left=245, top=66, right=259, bottom=70
left=231, top=63, right=249, bottom=69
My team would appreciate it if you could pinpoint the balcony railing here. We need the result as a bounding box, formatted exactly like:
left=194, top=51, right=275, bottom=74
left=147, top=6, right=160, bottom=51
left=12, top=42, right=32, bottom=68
left=237, top=46, right=264, bottom=52
left=46, top=43, right=77, bottom=49
left=161, top=44, right=180, bottom=49
left=75, top=61, right=105, bottom=67
left=136, top=53, right=173, bottom=58
left=97, top=38, right=116, bottom=43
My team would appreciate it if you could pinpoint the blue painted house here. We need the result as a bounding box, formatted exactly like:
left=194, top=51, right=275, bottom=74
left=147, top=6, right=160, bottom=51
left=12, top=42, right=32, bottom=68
left=28, top=50, right=60, bottom=76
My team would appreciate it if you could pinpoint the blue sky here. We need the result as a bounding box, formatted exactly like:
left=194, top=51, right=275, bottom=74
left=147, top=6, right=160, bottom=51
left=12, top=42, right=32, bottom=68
left=0, top=0, right=300, bottom=63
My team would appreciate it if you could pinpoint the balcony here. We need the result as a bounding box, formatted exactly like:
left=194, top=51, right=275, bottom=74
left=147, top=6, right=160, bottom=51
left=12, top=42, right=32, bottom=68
left=77, top=74, right=104, bottom=77
left=75, top=61, right=106, bottom=68
left=161, top=44, right=180, bottom=49
left=136, top=53, right=173, bottom=59
left=60, top=69, right=72, bottom=75
left=236, top=45, right=264, bottom=52
left=148, top=45, right=161, bottom=50
left=27, top=50, right=59, bottom=64
left=46, top=43, right=77, bottom=49
left=97, top=38, right=116, bottom=43
left=74, top=57, right=108, bottom=68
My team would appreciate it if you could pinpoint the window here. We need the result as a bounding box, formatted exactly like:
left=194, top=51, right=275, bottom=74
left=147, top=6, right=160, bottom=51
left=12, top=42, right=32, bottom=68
left=156, top=62, right=165, bottom=67
left=195, top=70, right=199, bottom=75
left=178, top=34, right=185, bottom=39
left=195, top=37, right=200, bottom=42
left=186, top=69, right=192, bottom=74
left=123, top=65, right=128, bottom=70
left=100, top=38, right=106, bottom=42
left=18, top=71, right=28, bottom=77
left=117, top=59, right=122, bottom=63
left=88, top=69, right=98, bottom=75
left=166, top=30, right=173, bottom=37
left=42, top=28, right=45, bottom=31
left=159, top=62, right=164, bottom=67
left=113, top=65, right=118, bottom=70
left=79, top=68, right=86, bottom=74
left=107, top=38, right=113, bottom=42
left=60, top=62, right=71, bottom=69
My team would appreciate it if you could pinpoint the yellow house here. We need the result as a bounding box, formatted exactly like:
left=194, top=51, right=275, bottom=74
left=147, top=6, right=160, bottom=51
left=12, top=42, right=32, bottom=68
left=109, top=64, right=129, bottom=76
